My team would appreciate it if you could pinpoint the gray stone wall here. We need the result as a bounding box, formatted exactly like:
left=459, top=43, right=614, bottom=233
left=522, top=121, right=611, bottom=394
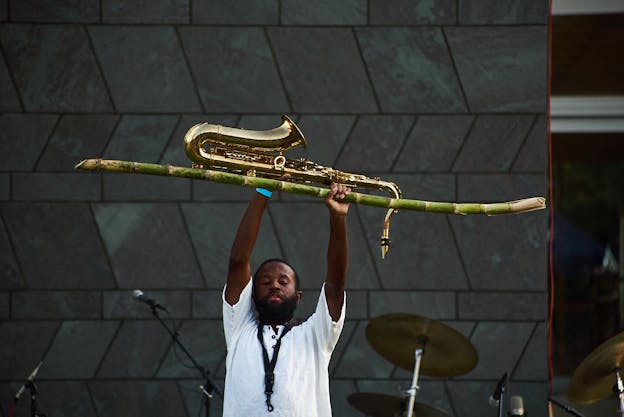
left=0, top=1, right=548, bottom=416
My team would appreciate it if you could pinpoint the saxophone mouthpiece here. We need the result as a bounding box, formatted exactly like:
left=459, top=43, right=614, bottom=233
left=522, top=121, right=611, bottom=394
left=381, top=238, right=391, bottom=259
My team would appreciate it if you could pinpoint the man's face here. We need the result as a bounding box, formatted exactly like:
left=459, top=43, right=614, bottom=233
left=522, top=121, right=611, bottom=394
left=253, top=261, right=302, bottom=323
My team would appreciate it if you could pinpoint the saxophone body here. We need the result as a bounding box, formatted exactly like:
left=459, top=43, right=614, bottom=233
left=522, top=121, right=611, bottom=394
left=184, top=115, right=401, bottom=257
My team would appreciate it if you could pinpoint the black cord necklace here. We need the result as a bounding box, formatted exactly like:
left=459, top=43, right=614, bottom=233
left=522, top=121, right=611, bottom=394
left=256, top=320, right=296, bottom=412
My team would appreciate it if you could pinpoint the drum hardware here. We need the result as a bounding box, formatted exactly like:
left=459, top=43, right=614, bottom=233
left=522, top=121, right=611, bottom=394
left=567, top=331, right=624, bottom=417
left=548, top=397, right=589, bottom=417
left=361, top=313, right=478, bottom=417
left=347, top=392, right=451, bottom=417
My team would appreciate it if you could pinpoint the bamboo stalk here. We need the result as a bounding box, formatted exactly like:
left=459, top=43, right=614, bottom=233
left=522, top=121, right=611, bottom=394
left=75, top=158, right=546, bottom=215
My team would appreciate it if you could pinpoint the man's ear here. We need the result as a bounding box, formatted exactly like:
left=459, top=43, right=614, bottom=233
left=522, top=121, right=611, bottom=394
left=296, top=291, right=303, bottom=303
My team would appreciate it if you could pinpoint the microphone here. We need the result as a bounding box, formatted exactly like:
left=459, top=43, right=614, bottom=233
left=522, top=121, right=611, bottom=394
left=14, top=361, right=43, bottom=403
left=132, top=289, right=166, bottom=310
left=509, top=395, right=526, bottom=416
left=488, top=372, right=507, bottom=407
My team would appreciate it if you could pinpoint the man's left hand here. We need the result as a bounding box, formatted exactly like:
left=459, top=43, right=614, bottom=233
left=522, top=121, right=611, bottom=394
left=325, top=183, right=350, bottom=216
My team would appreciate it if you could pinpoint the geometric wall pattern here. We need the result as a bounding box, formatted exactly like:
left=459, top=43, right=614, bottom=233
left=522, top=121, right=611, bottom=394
left=1, top=1, right=548, bottom=416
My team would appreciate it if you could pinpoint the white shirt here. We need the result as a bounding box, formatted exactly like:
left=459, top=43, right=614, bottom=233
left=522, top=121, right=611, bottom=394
left=222, top=279, right=346, bottom=417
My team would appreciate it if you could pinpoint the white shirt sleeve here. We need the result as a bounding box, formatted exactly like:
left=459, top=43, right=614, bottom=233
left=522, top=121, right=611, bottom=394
left=305, top=283, right=346, bottom=352
left=222, top=278, right=255, bottom=349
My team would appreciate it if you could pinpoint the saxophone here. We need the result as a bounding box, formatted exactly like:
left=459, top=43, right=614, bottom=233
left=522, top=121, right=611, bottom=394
left=184, top=115, right=402, bottom=258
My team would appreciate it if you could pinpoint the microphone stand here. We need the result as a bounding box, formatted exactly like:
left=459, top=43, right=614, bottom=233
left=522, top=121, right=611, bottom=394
left=26, top=381, right=46, bottom=417
left=150, top=306, right=223, bottom=417
left=497, top=379, right=506, bottom=417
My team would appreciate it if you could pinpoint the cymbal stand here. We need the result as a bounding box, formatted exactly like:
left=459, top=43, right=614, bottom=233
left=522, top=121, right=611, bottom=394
left=405, top=337, right=425, bottom=417
left=616, top=370, right=624, bottom=417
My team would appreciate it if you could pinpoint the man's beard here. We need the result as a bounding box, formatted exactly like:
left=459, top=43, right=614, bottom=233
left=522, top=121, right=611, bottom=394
left=254, top=294, right=298, bottom=324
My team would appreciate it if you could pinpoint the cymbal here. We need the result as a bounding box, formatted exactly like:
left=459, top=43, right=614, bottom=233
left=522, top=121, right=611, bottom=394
left=568, top=331, right=624, bottom=404
left=366, top=313, right=477, bottom=377
left=347, top=393, right=451, bottom=417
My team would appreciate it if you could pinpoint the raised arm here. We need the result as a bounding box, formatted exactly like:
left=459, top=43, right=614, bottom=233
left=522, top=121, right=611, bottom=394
left=226, top=191, right=269, bottom=305
left=324, top=183, right=350, bottom=321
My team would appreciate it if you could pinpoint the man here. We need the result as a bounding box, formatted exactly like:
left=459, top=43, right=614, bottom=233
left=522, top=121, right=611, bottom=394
left=222, top=182, right=350, bottom=417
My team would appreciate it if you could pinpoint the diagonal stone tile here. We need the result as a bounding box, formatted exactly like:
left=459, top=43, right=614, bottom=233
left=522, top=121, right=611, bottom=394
left=103, top=174, right=190, bottom=201
left=0, top=292, right=7, bottom=318
left=514, top=322, right=547, bottom=380
left=334, top=320, right=394, bottom=378
left=181, top=202, right=282, bottom=288
left=237, top=113, right=286, bottom=130
left=37, top=114, right=119, bottom=172
left=370, top=0, right=456, bottom=25
left=12, top=291, right=101, bottom=319
left=2, top=203, right=116, bottom=288
left=282, top=0, right=366, bottom=25
left=394, top=115, right=474, bottom=172
left=268, top=27, right=377, bottom=113
left=450, top=209, right=547, bottom=290
left=13, top=173, right=101, bottom=201
left=41, top=320, right=119, bottom=378
left=357, top=27, right=467, bottom=113
left=270, top=203, right=379, bottom=289
left=369, top=291, right=456, bottom=320
left=10, top=0, right=99, bottom=22
left=0, top=321, right=59, bottom=379
left=0, top=0, right=5, bottom=21
left=457, top=321, right=534, bottom=379
left=335, top=115, right=414, bottom=172
left=90, top=380, right=186, bottom=417
left=192, top=290, right=223, bottom=319
left=286, top=115, right=355, bottom=167
left=192, top=0, right=277, bottom=24
left=0, top=53, right=21, bottom=111
left=0, top=114, right=58, bottom=171
left=458, top=292, right=546, bottom=321
left=0, top=214, right=24, bottom=288
left=89, top=26, right=201, bottom=113
left=513, top=115, right=548, bottom=172
left=156, top=319, right=226, bottom=377
left=103, top=115, right=178, bottom=163
left=0, top=24, right=112, bottom=112
left=102, top=0, right=189, bottom=23
left=93, top=203, right=204, bottom=289
left=179, top=27, right=288, bottom=113
left=0, top=174, right=7, bottom=200
left=452, top=115, right=534, bottom=172
left=457, top=174, right=546, bottom=202
left=358, top=174, right=469, bottom=290
left=329, top=379, right=359, bottom=417
left=459, top=0, right=548, bottom=24
left=98, top=320, right=173, bottom=378
left=446, top=26, right=547, bottom=112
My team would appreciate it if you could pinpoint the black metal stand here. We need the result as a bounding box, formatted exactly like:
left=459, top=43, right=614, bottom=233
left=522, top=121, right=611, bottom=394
left=497, top=381, right=505, bottom=417
left=151, top=306, right=222, bottom=417
left=26, top=382, right=46, bottom=417
left=548, top=397, right=588, bottom=417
